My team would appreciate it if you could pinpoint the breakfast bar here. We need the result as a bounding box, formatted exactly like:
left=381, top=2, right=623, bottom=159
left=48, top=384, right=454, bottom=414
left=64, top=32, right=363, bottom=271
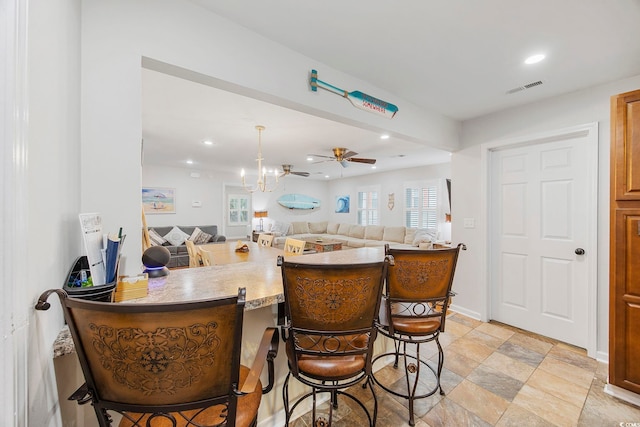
left=52, top=243, right=390, bottom=426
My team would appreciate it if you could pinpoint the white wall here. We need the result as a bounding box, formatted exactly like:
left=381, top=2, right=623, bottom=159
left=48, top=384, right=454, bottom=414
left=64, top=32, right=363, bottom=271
left=80, top=0, right=459, bottom=276
left=452, top=74, right=640, bottom=359
left=327, top=163, right=451, bottom=231
left=252, top=176, right=331, bottom=232
left=26, top=0, right=82, bottom=426
left=143, top=165, right=331, bottom=239
left=142, top=165, right=228, bottom=228
left=142, top=163, right=453, bottom=241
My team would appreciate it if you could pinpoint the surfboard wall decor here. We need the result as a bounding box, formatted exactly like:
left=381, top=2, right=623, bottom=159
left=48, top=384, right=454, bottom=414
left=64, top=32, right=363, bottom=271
left=277, top=194, right=321, bottom=210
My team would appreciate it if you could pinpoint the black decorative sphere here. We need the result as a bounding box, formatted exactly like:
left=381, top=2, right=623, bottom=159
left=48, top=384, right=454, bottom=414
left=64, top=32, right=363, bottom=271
left=142, top=246, right=170, bottom=267
left=142, top=246, right=171, bottom=278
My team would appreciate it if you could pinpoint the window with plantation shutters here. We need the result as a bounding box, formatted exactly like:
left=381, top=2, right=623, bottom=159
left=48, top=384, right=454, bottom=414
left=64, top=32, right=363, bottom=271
left=357, top=187, right=379, bottom=225
left=405, top=183, right=438, bottom=229
left=228, top=194, right=250, bottom=225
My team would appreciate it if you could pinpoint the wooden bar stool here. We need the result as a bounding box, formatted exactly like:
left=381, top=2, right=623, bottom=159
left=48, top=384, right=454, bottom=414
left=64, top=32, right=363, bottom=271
left=278, top=255, right=389, bottom=426
left=35, top=287, right=279, bottom=427
left=372, top=243, right=464, bottom=426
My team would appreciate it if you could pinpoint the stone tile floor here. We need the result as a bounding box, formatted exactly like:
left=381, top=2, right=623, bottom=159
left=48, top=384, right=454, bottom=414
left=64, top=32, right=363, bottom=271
left=288, top=312, right=640, bottom=426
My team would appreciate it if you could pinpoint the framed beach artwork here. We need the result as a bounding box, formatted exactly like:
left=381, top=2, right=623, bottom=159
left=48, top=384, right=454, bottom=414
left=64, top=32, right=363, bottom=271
left=335, top=195, right=350, bottom=213
left=142, top=187, right=176, bottom=214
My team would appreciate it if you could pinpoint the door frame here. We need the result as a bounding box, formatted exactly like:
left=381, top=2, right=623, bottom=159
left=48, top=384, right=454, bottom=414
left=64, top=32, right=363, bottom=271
left=480, top=122, right=599, bottom=357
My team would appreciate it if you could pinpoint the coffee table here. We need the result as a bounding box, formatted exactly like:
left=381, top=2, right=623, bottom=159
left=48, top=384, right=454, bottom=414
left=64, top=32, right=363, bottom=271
left=303, top=238, right=342, bottom=253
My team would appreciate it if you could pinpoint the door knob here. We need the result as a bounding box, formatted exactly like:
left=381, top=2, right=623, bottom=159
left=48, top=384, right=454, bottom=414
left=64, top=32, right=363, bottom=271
left=575, top=248, right=585, bottom=255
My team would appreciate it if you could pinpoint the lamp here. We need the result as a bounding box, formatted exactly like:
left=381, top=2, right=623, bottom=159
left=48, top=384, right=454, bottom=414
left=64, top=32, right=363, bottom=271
left=254, top=210, right=268, bottom=232
left=241, top=125, right=279, bottom=193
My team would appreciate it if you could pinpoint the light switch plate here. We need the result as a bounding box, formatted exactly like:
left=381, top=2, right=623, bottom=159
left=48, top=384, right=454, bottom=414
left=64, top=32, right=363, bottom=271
left=464, top=218, right=475, bottom=228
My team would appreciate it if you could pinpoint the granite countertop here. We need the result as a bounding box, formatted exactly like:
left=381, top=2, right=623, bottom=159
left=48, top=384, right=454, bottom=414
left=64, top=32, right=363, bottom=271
left=52, top=245, right=387, bottom=358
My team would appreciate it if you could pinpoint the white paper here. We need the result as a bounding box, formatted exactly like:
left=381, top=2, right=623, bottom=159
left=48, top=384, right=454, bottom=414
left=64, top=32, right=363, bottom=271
left=78, top=213, right=106, bottom=285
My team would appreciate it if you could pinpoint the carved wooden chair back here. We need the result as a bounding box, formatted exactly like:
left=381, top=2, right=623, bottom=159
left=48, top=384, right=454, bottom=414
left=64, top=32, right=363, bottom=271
left=383, top=244, right=463, bottom=334
left=34, top=287, right=279, bottom=427
left=257, top=233, right=274, bottom=247
left=372, top=244, right=464, bottom=425
left=283, top=238, right=305, bottom=256
left=278, top=256, right=388, bottom=425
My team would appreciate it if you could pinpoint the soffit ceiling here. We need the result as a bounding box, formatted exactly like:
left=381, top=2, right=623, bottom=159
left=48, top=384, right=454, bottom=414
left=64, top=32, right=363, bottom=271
left=143, top=0, right=640, bottom=179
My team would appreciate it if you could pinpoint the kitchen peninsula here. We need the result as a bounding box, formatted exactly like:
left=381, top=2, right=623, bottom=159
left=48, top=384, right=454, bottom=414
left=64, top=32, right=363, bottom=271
left=51, top=243, right=389, bottom=426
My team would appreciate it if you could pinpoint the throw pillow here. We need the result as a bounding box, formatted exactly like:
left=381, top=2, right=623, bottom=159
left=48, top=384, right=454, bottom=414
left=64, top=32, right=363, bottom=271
left=270, top=221, right=291, bottom=236
left=163, top=226, right=190, bottom=246
left=148, top=228, right=167, bottom=246
left=404, top=228, right=418, bottom=245
left=413, top=228, right=438, bottom=246
left=189, top=227, right=213, bottom=244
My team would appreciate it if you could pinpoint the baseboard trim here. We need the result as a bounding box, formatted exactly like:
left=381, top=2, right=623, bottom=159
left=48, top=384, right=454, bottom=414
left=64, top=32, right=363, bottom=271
left=596, top=350, right=609, bottom=365
left=449, top=304, right=481, bottom=321
left=604, top=384, right=640, bottom=407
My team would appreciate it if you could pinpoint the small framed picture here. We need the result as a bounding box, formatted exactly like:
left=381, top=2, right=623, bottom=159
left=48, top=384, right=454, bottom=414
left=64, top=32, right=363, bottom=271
left=142, top=187, right=176, bottom=214
left=335, top=195, right=350, bottom=213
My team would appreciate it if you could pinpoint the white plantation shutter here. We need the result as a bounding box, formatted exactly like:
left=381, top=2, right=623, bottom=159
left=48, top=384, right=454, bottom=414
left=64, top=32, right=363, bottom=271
left=357, top=188, right=379, bottom=225
left=405, top=183, right=438, bottom=229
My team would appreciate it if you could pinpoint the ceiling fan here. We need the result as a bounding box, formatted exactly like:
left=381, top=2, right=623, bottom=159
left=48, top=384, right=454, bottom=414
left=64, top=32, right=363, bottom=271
left=310, top=147, right=377, bottom=168
left=279, top=164, right=310, bottom=178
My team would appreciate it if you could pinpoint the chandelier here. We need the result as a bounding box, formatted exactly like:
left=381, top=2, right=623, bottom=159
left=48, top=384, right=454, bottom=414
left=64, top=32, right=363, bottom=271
left=241, top=125, right=279, bottom=193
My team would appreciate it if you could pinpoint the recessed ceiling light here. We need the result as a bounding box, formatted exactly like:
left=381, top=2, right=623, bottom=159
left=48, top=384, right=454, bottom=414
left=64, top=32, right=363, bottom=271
left=186, top=160, right=194, bottom=164
left=371, top=166, right=376, bottom=169
left=202, top=139, right=214, bottom=145
left=524, top=54, right=545, bottom=65
left=307, top=156, right=314, bottom=162
left=380, top=134, right=390, bottom=140
left=324, top=175, right=330, bottom=178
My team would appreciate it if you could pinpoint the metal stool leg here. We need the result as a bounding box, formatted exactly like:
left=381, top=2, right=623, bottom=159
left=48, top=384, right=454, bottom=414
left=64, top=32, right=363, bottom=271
left=402, top=341, right=421, bottom=426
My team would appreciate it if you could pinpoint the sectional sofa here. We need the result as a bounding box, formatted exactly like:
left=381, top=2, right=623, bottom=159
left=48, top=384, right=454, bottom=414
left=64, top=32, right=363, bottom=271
left=270, top=221, right=437, bottom=250
left=147, top=225, right=226, bottom=268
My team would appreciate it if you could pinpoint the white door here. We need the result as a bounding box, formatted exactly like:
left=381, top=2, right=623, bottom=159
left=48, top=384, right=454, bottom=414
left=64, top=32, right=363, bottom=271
left=489, top=131, right=594, bottom=348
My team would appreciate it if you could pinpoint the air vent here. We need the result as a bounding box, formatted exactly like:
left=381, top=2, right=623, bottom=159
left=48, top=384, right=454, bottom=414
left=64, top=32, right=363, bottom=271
left=506, top=80, right=544, bottom=95
left=524, top=80, right=543, bottom=89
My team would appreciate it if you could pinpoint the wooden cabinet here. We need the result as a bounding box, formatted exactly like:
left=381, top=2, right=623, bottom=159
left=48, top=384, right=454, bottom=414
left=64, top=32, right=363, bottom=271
left=610, top=89, right=640, bottom=394
left=612, top=90, right=640, bottom=200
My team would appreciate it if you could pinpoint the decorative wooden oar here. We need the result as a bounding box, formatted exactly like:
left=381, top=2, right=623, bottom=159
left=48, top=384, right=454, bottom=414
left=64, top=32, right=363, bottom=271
left=310, top=69, right=398, bottom=119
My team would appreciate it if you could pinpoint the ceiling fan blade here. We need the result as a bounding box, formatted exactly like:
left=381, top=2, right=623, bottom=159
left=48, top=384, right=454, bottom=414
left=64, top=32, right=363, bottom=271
left=340, top=160, right=349, bottom=168
left=348, top=157, right=377, bottom=164
left=278, top=172, right=287, bottom=178
left=292, top=171, right=310, bottom=177
left=342, top=150, right=358, bottom=159
left=309, top=154, right=335, bottom=160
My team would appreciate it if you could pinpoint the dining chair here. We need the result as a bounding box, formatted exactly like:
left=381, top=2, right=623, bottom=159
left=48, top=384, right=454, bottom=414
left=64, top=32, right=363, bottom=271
left=277, top=255, right=388, bottom=426
left=200, top=247, right=214, bottom=266
left=184, top=239, right=201, bottom=268
left=257, top=233, right=274, bottom=247
left=35, top=287, right=279, bottom=427
left=283, top=237, right=305, bottom=256
left=372, top=243, right=464, bottom=426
